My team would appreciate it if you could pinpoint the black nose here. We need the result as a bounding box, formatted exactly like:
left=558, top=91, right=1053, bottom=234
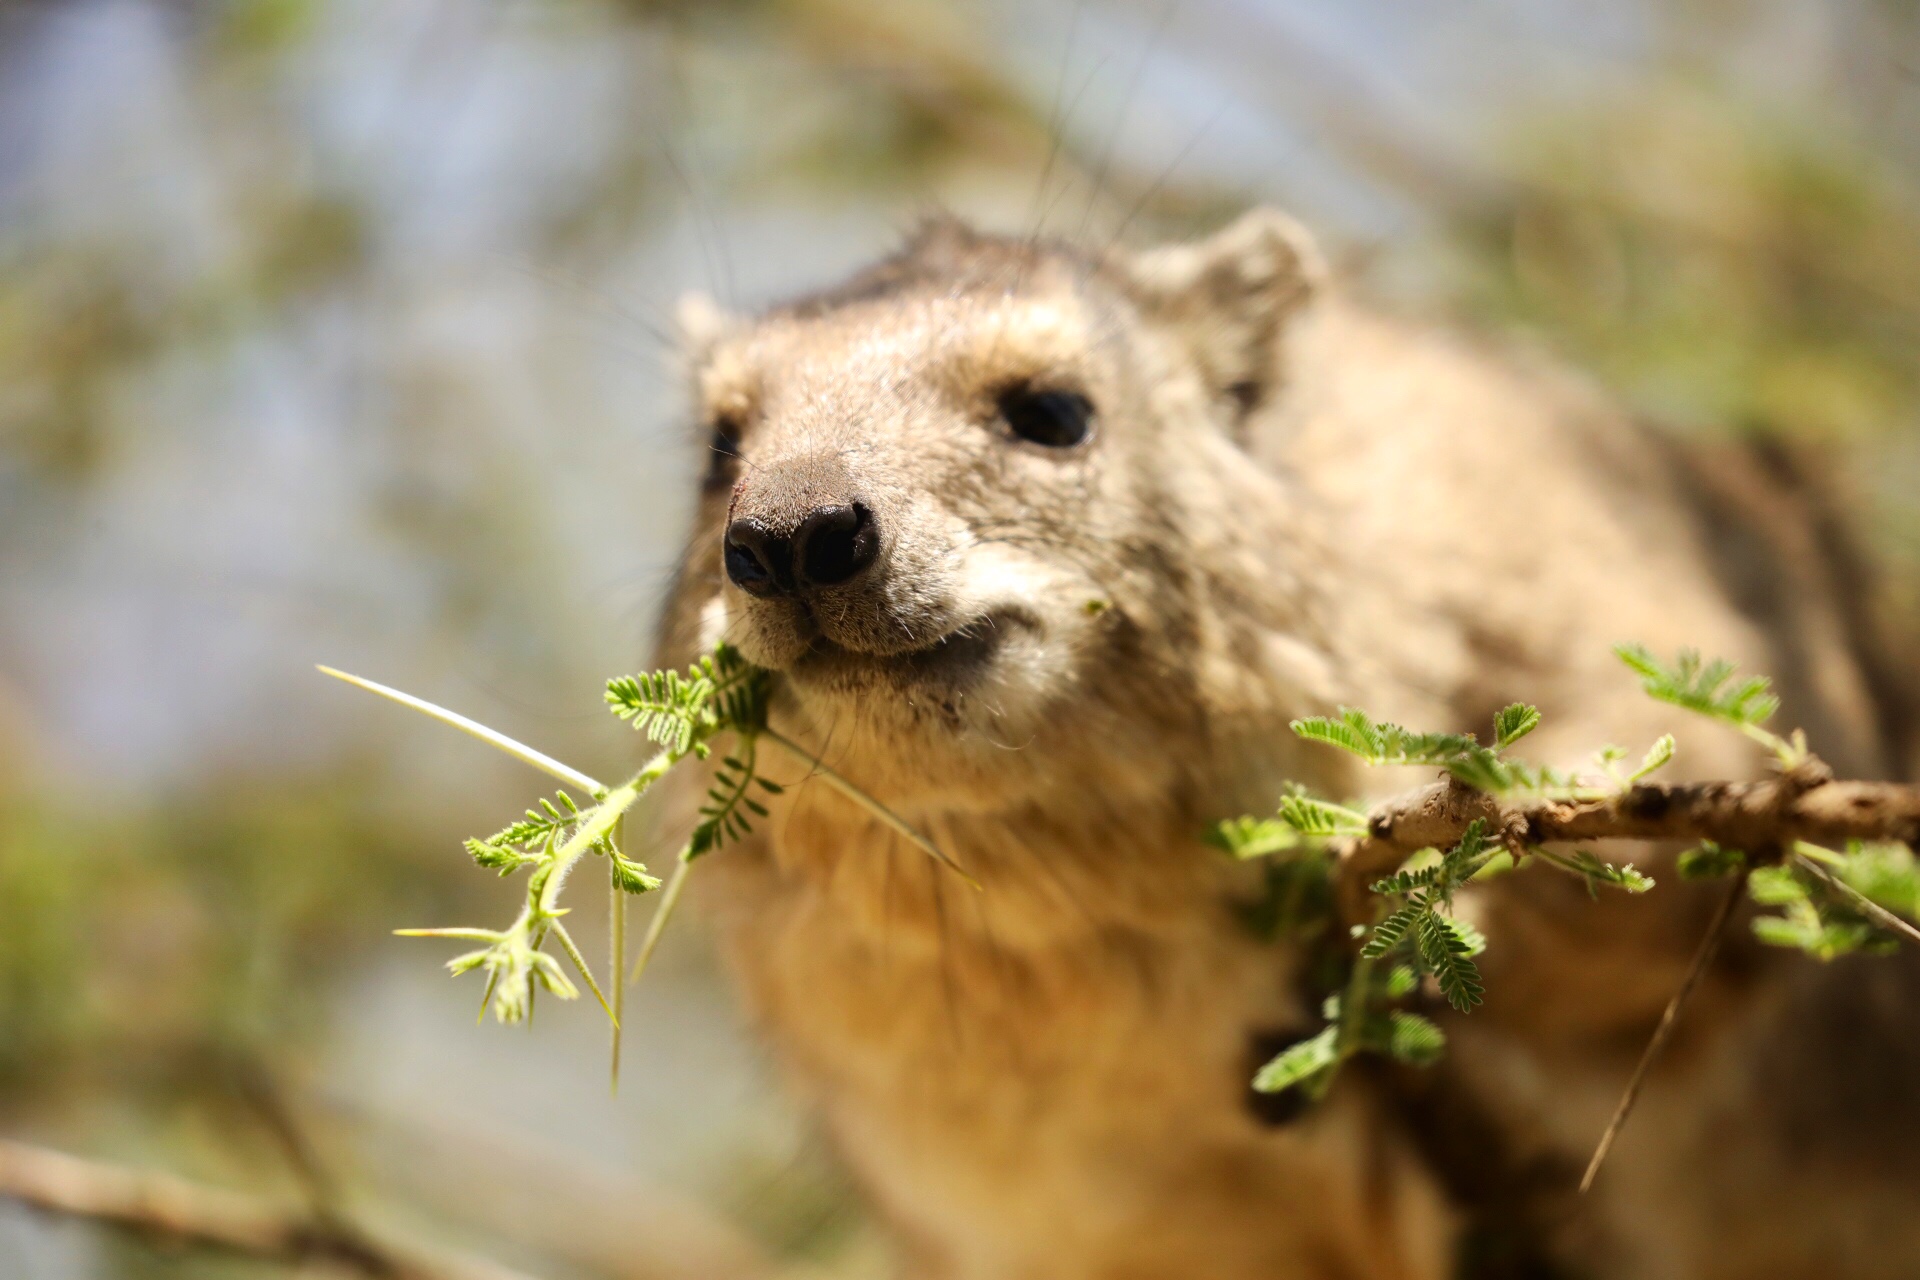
left=724, top=503, right=878, bottom=597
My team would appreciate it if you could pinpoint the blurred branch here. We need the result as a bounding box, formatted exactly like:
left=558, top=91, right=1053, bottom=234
left=0, top=1136, right=539, bottom=1280
left=232, top=1056, right=345, bottom=1215
left=318, top=1091, right=783, bottom=1280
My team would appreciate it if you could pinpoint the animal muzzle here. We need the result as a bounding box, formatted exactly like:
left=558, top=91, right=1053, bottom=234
left=718, top=450, right=984, bottom=670
left=724, top=502, right=878, bottom=598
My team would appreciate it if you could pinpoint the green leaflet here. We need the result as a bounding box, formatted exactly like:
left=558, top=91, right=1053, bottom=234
left=1614, top=644, right=1802, bottom=763
left=1614, top=645, right=1779, bottom=729
left=604, top=668, right=714, bottom=755
left=1494, top=702, right=1542, bottom=748
left=1629, top=734, right=1676, bottom=783
left=1361, top=900, right=1426, bottom=960
left=1208, top=815, right=1300, bottom=860
left=465, top=837, right=539, bottom=875
left=1416, top=910, right=1485, bottom=1012
left=1538, top=848, right=1656, bottom=896
left=1253, top=1026, right=1339, bottom=1094
left=604, top=642, right=774, bottom=757
left=1383, top=1011, right=1446, bottom=1066
left=1277, top=793, right=1370, bottom=838
left=1370, top=863, right=1444, bottom=895
left=1289, top=704, right=1575, bottom=796
left=1254, top=983, right=1449, bottom=1100
left=1821, top=841, right=1920, bottom=922
left=464, top=790, right=616, bottom=876
left=1443, top=915, right=1489, bottom=958
left=610, top=851, right=662, bottom=895
left=1438, top=819, right=1499, bottom=894
left=1290, top=708, right=1490, bottom=776
left=1678, top=842, right=1748, bottom=880
left=688, top=742, right=781, bottom=859
left=1748, top=846, right=1920, bottom=962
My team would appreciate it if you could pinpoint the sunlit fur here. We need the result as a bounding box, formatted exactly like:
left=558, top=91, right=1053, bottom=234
left=653, top=211, right=1915, bottom=1279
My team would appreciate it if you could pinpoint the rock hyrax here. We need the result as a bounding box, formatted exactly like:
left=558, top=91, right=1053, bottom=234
left=656, top=210, right=1920, bottom=1279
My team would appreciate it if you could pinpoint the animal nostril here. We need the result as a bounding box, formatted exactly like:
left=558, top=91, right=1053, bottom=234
left=794, top=503, right=877, bottom=589
left=723, top=519, right=790, bottom=597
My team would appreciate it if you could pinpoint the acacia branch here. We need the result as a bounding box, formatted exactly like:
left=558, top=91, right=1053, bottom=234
left=1338, top=760, right=1920, bottom=898
left=0, top=1136, right=538, bottom=1280
left=1327, top=757, right=1920, bottom=1191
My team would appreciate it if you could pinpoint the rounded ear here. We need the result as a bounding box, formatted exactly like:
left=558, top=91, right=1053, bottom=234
left=675, top=290, right=739, bottom=364
left=1119, top=208, right=1326, bottom=420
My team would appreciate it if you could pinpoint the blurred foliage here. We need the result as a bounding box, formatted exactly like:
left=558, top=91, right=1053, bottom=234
left=0, top=764, right=447, bottom=1107
left=1423, top=14, right=1920, bottom=595
left=1456, top=86, right=1919, bottom=445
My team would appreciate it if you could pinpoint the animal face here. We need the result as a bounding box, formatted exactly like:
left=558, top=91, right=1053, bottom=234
left=663, top=212, right=1325, bottom=806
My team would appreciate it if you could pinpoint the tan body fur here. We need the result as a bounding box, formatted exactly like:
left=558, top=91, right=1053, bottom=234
left=654, top=213, right=1919, bottom=1279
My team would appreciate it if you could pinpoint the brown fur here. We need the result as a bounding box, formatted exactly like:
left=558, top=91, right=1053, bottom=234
left=653, top=212, right=1919, bottom=1278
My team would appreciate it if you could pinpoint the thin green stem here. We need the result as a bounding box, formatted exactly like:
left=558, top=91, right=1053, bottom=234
left=1793, top=848, right=1920, bottom=949
left=611, top=815, right=627, bottom=1093
left=1793, top=841, right=1847, bottom=868
left=1332, top=953, right=1375, bottom=1064
left=1739, top=721, right=1803, bottom=767
left=549, top=921, right=614, bottom=1023
left=317, top=666, right=604, bottom=794
left=762, top=729, right=977, bottom=888
left=629, top=849, right=695, bottom=988
left=1305, top=905, right=1385, bottom=1103
left=534, top=750, right=674, bottom=918
left=1533, top=848, right=1611, bottom=889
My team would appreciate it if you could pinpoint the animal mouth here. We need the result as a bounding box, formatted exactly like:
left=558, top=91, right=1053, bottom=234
left=793, top=608, right=1035, bottom=690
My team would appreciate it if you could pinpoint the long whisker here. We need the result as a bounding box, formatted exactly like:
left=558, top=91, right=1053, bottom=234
left=1076, top=0, right=1183, bottom=242
left=1025, top=0, right=1092, bottom=248
left=929, top=855, right=964, bottom=1048
left=1108, top=92, right=1235, bottom=251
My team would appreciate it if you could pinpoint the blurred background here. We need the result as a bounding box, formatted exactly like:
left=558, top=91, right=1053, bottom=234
left=2, top=0, right=1918, bottom=1275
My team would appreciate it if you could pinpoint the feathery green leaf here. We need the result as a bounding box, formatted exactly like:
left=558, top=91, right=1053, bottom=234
left=610, top=851, right=662, bottom=894
left=1362, top=899, right=1427, bottom=959
left=1416, top=910, right=1485, bottom=1012
left=1277, top=792, right=1370, bottom=839
left=1614, top=645, right=1782, bottom=730
left=1207, top=816, right=1300, bottom=860
left=1371, top=863, right=1445, bottom=895
left=1252, top=1026, right=1339, bottom=1094
left=1628, top=734, right=1676, bottom=783
left=1678, top=841, right=1748, bottom=880
left=605, top=668, right=714, bottom=754
left=1384, top=1011, right=1447, bottom=1066
left=1442, top=914, right=1489, bottom=958
left=1291, top=708, right=1478, bottom=769
left=1494, top=703, right=1542, bottom=749
left=1539, top=848, right=1656, bottom=895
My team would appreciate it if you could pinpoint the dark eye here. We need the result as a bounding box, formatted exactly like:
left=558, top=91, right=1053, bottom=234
left=998, top=388, right=1094, bottom=449
left=703, top=416, right=743, bottom=491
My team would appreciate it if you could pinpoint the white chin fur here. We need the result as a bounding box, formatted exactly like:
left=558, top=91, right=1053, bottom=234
left=798, top=544, right=1087, bottom=738
left=938, top=542, right=1074, bottom=715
